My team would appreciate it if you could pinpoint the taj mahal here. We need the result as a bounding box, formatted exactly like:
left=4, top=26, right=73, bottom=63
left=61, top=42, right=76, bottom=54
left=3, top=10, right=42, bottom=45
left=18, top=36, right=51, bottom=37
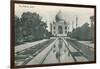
left=50, top=11, right=69, bottom=37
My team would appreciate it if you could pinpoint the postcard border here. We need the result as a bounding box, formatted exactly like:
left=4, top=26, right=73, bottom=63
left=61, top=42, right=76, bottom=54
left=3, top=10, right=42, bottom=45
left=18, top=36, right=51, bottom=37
left=10, top=1, right=96, bottom=68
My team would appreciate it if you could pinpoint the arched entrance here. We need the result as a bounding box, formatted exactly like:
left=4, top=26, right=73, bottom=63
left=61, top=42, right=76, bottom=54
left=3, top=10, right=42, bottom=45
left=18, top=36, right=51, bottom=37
left=58, top=26, right=63, bottom=34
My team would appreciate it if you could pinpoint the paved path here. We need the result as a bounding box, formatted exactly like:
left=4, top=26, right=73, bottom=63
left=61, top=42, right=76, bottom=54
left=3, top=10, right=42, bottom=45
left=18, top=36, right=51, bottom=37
left=78, top=41, right=94, bottom=48
left=26, top=38, right=58, bottom=65
left=63, top=38, right=88, bottom=62
left=15, top=37, right=94, bottom=66
left=66, top=38, right=94, bottom=61
left=15, top=39, right=48, bottom=53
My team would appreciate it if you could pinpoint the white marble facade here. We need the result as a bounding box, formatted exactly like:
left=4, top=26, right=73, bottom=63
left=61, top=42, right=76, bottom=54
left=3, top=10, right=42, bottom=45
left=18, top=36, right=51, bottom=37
left=50, top=11, right=68, bottom=37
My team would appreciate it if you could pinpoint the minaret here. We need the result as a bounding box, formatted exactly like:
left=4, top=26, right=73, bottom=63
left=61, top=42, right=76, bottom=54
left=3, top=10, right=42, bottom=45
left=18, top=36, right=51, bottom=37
left=50, top=23, right=52, bottom=33
left=90, top=16, right=94, bottom=42
left=72, top=21, right=74, bottom=32
left=76, top=16, right=78, bottom=29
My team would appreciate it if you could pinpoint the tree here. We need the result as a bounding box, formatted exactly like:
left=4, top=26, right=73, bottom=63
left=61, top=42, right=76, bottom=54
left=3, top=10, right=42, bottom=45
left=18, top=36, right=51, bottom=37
left=15, top=16, right=23, bottom=45
left=79, top=23, right=91, bottom=40
left=15, top=11, right=50, bottom=45
left=70, top=23, right=92, bottom=41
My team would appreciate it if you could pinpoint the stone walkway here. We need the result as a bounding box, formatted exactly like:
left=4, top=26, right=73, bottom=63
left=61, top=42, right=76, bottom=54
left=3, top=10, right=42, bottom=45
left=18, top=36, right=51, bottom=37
left=15, top=39, right=49, bottom=53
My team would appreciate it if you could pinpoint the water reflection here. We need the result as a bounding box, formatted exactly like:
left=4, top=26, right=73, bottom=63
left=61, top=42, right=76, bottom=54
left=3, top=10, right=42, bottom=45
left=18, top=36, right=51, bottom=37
left=53, top=38, right=65, bottom=63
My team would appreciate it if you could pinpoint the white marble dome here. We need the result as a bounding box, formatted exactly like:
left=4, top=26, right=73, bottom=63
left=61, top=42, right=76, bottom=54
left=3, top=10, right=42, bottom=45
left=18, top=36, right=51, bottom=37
left=55, top=11, right=64, bottom=22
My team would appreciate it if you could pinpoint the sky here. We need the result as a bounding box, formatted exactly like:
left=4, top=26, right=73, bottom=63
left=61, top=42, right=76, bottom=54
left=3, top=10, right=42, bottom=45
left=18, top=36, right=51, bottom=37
left=15, top=3, right=94, bottom=32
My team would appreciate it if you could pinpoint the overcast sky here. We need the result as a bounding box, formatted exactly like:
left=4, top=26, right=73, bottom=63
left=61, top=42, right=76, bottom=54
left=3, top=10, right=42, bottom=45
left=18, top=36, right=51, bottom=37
left=15, top=4, right=94, bottom=32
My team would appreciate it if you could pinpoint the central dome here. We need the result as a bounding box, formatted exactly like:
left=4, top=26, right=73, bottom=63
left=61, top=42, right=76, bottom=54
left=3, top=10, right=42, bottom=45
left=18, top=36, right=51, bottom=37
left=55, top=11, right=64, bottom=22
